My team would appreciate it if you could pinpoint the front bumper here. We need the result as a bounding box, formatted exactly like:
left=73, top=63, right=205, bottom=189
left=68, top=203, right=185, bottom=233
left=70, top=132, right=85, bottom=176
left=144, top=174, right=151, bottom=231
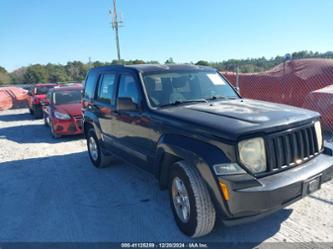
left=219, top=153, right=333, bottom=225
left=52, top=118, right=83, bottom=136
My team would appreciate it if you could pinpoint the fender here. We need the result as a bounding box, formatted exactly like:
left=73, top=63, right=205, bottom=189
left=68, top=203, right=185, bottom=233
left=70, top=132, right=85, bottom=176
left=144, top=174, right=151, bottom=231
left=83, top=112, right=103, bottom=141
left=155, top=133, right=233, bottom=218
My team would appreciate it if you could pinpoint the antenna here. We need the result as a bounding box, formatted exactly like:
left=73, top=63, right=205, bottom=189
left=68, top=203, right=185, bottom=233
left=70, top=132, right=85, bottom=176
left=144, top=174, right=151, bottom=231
left=109, top=0, right=123, bottom=62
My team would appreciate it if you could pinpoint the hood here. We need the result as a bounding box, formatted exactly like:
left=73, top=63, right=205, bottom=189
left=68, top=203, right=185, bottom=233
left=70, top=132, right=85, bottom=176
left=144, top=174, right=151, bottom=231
left=158, top=99, right=319, bottom=141
left=35, top=94, right=47, bottom=99
left=55, top=103, right=82, bottom=116
left=33, top=94, right=47, bottom=103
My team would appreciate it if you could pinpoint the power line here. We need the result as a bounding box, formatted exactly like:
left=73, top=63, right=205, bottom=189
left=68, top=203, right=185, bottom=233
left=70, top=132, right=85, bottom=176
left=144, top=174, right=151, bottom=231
left=109, top=0, right=123, bottom=62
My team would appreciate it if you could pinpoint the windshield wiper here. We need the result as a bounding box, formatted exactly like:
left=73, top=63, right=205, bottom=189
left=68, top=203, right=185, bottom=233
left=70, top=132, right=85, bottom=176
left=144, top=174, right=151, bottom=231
left=159, top=99, right=208, bottom=108
left=206, top=96, right=237, bottom=101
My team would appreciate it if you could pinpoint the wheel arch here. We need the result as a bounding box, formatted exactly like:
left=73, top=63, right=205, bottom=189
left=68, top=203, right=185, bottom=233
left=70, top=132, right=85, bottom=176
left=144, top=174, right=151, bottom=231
left=83, top=114, right=102, bottom=140
left=155, top=134, right=232, bottom=218
left=156, top=134, right=231, bottom=187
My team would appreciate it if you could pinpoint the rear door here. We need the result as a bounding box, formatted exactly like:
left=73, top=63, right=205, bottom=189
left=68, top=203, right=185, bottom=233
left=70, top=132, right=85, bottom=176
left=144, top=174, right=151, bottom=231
left=93, top=72, right=117, bottom=144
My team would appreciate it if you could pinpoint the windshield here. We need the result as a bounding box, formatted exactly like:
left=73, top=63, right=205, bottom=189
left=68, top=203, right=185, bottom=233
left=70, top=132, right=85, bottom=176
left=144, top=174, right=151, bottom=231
left=142, top=70, right=239, bottom=107
left=35, top=85, right=55, bottom=95
left=53, top=90, right=81, bottom=105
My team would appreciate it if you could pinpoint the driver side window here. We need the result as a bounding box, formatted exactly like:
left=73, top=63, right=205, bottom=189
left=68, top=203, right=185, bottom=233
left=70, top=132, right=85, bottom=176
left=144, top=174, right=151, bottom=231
left=118, top=74, right=141, bottom=105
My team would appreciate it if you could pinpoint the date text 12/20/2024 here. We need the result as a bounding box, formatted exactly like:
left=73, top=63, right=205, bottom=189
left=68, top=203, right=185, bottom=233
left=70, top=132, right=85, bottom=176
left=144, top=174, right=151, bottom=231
left=120, top=242, right=208, bottom=248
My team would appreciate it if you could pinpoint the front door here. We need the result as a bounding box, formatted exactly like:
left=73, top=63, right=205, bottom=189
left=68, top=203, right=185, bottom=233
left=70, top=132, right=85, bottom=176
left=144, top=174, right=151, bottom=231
left=112, top=73, right=154, bottom=168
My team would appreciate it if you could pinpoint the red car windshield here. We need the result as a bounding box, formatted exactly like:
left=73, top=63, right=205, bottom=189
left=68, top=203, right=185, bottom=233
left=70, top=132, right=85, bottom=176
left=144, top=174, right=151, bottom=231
left=53, top=90, right=81, bottom=105
left=35, top=86, right=55, bottom=95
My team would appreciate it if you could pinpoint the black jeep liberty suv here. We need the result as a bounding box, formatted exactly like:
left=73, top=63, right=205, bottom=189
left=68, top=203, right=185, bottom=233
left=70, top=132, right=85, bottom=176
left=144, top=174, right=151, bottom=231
left=82, top=64, right=333, bottom=237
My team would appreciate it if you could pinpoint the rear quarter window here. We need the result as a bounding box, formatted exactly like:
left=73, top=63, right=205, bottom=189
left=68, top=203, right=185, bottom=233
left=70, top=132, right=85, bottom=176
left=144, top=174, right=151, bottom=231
left=84, top=72, right=97, bottom=99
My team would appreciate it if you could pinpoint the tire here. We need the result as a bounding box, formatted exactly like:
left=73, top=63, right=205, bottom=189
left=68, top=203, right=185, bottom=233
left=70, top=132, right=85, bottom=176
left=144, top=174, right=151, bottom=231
left=87, top=128, right=112, bottom=168
left=43, top=113, right=49, bottom=126
left=33, top=105, right=43, bottom=119
left=169, top=161, right=216, bottom=238
left=50, top=122, right=61, bottom=138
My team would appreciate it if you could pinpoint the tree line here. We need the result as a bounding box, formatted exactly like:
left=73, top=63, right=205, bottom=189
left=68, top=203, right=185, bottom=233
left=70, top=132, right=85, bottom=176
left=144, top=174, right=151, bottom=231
left=1, top=50, right=333, bottom=85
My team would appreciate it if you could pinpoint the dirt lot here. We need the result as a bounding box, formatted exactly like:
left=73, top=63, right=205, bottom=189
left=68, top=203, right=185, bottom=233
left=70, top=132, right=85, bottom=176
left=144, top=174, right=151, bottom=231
left=0, top=109, right=332, bottom=246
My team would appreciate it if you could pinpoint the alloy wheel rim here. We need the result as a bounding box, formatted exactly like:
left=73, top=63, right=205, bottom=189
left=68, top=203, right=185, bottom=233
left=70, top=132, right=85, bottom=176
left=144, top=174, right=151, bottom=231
left=172, top=176, right=191, bottom=223
left=89, top=137, right=98, bottom=161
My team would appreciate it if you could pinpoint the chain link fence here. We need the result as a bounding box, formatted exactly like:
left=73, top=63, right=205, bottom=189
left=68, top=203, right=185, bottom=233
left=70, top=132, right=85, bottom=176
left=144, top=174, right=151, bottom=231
left=222, top=59, right=333, bottom=140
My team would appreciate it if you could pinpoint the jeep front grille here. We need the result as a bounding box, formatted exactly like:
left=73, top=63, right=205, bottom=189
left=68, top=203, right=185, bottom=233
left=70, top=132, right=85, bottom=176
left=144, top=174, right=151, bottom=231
left=266, top=124, right=320, bottom=172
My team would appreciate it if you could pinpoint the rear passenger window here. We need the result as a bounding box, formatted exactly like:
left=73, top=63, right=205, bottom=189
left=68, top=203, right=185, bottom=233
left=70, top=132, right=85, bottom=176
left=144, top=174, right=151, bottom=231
left=97, top=74, right=116, bottom=102
left=84, top=73, right=97, bottom=99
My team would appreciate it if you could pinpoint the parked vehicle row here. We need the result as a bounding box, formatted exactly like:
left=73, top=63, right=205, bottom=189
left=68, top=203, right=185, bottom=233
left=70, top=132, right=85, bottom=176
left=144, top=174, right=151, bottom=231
left=42, top=85, right=83, bottom=138
left=27, top=64, right=333, bottom=238
left=27, top=83, right=84, bottom=138
left=28, top=83, right=57, bottom=118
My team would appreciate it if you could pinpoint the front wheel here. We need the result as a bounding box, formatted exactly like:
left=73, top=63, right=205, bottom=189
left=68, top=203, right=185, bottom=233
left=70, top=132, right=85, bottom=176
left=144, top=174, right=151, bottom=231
left=87, top=128, right=112, bottom=168
left=169, top=161, right=216, bottom=238
left=50, top=122, right=61, bottom=138
left=43, top=113, right=49, bottom=126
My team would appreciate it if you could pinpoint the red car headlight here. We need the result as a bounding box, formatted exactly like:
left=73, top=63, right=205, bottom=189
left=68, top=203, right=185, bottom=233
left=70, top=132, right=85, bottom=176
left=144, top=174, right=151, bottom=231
left=54, top=111, right=71, bottom=120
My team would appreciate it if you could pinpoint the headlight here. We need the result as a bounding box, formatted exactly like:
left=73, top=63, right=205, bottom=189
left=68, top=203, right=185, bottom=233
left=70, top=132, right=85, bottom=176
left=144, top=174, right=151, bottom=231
left=54, top=111, right=71, bottom=120
left=314, top=121, right=323, bottom=150
left=238, top=137, right=266, bottom=173
left=213, top=163, right=246, bottom=175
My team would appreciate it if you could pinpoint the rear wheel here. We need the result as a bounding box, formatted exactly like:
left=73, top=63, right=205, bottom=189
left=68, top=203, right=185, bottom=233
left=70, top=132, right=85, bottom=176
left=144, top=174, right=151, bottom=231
left=87, top=128, right=112, bottom=168
left=33, top=105, right=43, bottom=119
left=169, top=161, right=216, bottom=237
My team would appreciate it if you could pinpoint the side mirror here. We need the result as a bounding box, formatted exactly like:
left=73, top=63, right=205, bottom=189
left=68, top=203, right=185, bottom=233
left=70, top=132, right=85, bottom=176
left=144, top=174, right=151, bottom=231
left=116, top=97, right=138, bottom=111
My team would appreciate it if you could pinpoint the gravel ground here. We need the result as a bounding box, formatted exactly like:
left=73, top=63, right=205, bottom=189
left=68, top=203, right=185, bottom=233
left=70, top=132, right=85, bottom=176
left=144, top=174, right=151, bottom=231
left=0, top=109, right=332, bottom=246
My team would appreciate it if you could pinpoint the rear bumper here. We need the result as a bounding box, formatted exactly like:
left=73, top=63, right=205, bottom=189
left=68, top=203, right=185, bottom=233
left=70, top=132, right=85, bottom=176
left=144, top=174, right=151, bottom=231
left=52, top=118, right=83, bottom=136
left=220, top=153, right=333, bottom=225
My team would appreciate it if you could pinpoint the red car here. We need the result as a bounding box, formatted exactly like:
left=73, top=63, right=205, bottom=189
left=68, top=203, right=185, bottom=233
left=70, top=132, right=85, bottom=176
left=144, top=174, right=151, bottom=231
left=42, top=85, right=83, bottom=138
left=28, top=83, right=58, bottom=118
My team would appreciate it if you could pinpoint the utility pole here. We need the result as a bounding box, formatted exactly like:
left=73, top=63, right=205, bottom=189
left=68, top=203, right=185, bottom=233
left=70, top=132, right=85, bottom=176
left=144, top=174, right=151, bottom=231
left=236, top=66, right=239, bottom=89
left=88, top=57, right=92, bottom=69
left=109, top=0, right=122, bottom=62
